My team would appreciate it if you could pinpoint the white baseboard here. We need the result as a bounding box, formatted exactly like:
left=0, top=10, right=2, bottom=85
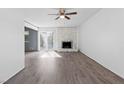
left=0, top=66, right=25, bottom=84
left=79, top=49, right=124, bottom=79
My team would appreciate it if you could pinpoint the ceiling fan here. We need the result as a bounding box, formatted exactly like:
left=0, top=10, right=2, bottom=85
left=48, top=8, right=77, bottom=20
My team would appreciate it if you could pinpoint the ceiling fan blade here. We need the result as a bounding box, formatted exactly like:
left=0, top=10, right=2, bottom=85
left=48, top=14, right=59, bottom=15
left=65, top=16, right=70, bottom=20
left=65, top=12, right=77, bottom=15
left=55, top=16, right=60, bottom=20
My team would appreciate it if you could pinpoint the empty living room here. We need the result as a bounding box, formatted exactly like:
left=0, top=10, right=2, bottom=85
left=0, top=8, right=124, bottom=84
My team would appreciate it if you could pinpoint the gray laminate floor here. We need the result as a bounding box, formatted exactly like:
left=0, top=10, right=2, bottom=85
left=5, top=51, right=124, bottom=84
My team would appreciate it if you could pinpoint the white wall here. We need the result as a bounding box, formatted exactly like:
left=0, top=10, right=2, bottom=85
left=39, top=27, right=78, bottom=52
left=78, top=9, right=124, bottom=78
left=0, top=9, right=25, bottom=83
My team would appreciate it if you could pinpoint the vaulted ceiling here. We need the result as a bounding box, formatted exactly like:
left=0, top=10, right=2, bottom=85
left=24, top=8, right=101, bottom=27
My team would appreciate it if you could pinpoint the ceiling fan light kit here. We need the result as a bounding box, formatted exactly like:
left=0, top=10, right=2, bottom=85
left=48, top=8, right=77, bottom=20
left=60, top=15, right=65, bottom=19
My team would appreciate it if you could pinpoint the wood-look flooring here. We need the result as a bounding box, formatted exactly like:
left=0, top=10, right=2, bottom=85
left=4, top=51, right=124, bottom=84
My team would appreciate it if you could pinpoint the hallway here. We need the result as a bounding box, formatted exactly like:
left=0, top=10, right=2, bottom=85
left=5, top=51, right=124, bottom=84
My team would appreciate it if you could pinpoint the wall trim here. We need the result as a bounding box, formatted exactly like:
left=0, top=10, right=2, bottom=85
left=79, top=49, right=124, bottom=79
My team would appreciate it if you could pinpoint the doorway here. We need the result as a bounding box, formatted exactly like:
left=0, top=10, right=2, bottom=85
left=40, top=31, right=54, bottom=50
left=24, top=27, right=38, bottom=52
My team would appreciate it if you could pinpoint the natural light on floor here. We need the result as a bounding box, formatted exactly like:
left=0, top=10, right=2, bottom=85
left=41, top=51, right=62, bottom=58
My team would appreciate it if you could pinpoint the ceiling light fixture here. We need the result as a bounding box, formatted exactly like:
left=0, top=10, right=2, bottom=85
left=60, top=15, right=65, bottom=19
left=48, top=8, right=77, bottom=20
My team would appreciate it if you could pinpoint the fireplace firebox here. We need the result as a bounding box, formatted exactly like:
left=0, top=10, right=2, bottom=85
left=62, top=41, right=72, bottom=48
